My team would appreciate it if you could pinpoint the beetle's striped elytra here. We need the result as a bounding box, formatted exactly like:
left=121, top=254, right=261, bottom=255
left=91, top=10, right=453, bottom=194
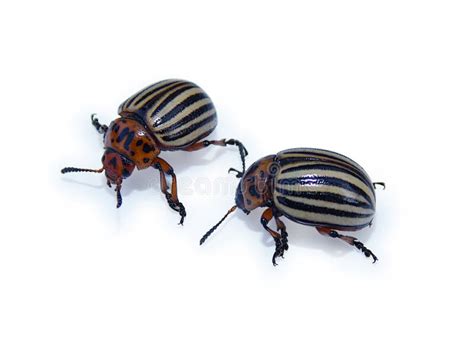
left=61, top=79, right=248, bottom=224
left=273, top=148, right=376, bottom=230
left=202, top=148, right=384, bottom=265
left=119, top=79, right=218, bottom=150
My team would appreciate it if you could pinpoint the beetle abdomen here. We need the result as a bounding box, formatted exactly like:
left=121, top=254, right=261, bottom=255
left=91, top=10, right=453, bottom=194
left=273, top=148, right=376, bottom=230
left=118, top=79, right=217, bottom=150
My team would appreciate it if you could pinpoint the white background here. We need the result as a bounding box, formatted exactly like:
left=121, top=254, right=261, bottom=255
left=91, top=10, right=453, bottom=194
left=1, top=1, right=473, bottom=354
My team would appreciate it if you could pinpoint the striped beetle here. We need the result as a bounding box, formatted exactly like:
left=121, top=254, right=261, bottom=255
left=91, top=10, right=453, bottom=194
left=201, top=148, right=384, bottom=265
left=61, top=79, right=247, bottom=224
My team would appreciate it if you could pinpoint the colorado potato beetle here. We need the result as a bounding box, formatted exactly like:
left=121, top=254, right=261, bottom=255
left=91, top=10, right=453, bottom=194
left=200, top=148, right=384, bottom=265
left=61, top=79, right=248, bottom=224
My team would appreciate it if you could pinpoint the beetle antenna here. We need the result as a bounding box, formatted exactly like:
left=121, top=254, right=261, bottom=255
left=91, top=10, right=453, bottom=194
left=200, top=205, right=237, bottom=245
left=61, top=167, right=104, bottom=174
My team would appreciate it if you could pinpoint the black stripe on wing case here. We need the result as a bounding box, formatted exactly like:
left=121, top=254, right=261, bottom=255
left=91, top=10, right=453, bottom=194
left=281, top=149, right=361, bottom=168
left=277, top=176, right=374, bottom=204
left=276, top=196, right=373, bottom=219
left=280, top=163, right=373, bottom=190
left=149, top=85, right=197, bottom=117
left=132, top=81, right=184, bottom=108
left=156, top=103, right=215, bottom=133
left=161, top=115, right=216, bottom=141
left=275, top=187, right=373, bottom=209
left=154, top=92, right=210, bottom=126
left=278, top=157, right=371, bottom=188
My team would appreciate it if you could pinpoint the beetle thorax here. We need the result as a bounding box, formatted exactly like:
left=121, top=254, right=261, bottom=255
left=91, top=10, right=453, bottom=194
left=104, top=117, right=160, bottom=170
left=235, top=155, right=277, bottom=213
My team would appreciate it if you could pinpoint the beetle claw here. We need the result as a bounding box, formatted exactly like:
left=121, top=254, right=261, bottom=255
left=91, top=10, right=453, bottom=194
left=272, top=235, right=288, bottom=266
left=225, top=139, right=248, bottom=177
left=165, top=192, right=186, bottom=224
left=353, top=240, right=378, bottom=263
left=228, top=167, right=244, bottom=178
left=373, top=182, right=386, bottom=190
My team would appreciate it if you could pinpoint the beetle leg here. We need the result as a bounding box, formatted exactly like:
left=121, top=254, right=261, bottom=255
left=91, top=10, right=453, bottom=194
left=90, top=113, right=108, bottom=136
left=316, top=227, right=378, bottom=263
left=274, top=214, right=288, bottom=239
left=184, top=138, right=248, bottom=178
left=372, top=182, right=385, bottom=190
left=153, top=157, right=186, bottom=225
left=274, top=214, right=289, bottom=260
left=261, top=208, right=289, bottom=266
left=115, top=182, right=123, bottom=208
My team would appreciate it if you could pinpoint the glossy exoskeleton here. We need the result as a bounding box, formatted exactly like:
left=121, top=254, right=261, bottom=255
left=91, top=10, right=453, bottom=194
left=61, top=79, right=247, bottom=224
left=201, top=148, right=384, bottom=265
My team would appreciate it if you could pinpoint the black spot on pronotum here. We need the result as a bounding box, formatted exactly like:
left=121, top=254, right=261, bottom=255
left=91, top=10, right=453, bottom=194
left=110, top=157, right=117, bottom=168
left=249, top=185, right=260, bottom=198
left=143, top=158, right=150, bottom=163
left=117, top=127, right=135, bottom=151
left=136, top=140, right=143, bottom=147
left=142, top=143, right=154, bottom=153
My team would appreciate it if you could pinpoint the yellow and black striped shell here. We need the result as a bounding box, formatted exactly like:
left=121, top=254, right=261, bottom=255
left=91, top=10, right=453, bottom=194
left=272, top=148, right=376, bottom=230
left=118, top=79, right=217, bottom=150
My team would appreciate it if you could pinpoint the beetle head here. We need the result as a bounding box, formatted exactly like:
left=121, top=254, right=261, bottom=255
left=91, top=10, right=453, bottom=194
left=234, top=155, right=277, bottom=213
left=200, top=155, right=278, bottom=245
left=101, top=149, right=136, bottom=186
left=61, top=148, right=135, bottom=208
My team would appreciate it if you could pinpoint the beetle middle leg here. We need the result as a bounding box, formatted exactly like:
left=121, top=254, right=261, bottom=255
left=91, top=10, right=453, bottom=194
left=153, top=157, right=186, bottom=225
left=260, top=208, right=289, bottom=266
left=316, top=227, right=378, bottom=263
left=184, top=138, right=248, bottom=178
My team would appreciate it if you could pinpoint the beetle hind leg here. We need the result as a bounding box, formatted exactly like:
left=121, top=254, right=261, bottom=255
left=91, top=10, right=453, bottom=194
left=184, top=138, right=248, bottom=178
left=316, top=227, right=379, bottom=263
left=224, top=139, right=248, bottom=178
left=316, top=227, right=378, bottom=263
left=261, top=208, right=289, bottom=266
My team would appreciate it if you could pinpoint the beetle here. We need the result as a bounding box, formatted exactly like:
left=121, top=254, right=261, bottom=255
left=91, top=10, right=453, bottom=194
left=200, top=148, right=384, bottom=265
left=61, top=79, right=247, bottom=224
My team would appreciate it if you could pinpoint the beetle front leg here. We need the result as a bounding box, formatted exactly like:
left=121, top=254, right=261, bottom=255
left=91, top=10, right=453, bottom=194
left=153, top=157, right=186, bottom=225
left=114, top=179, right=123, bottom=208
left=316, top=227, right=378, bottom=263
left=90, top=114, right=108, bottom=136
left=184, top=138, right=248, bottom=178
left=261, top=208, right=289, bottom=266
